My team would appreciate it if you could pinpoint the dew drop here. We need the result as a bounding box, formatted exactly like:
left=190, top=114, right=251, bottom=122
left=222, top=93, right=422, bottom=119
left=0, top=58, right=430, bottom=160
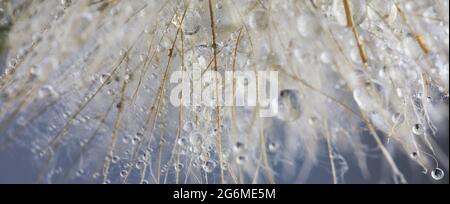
left=111, top=155, right=120, bottom=164
left=367, top=0, right=397, bottom=24
left=60, top=0, right=72, bottom=8
left=182, top=10, right=201, bottom=35
left=38, top=85, right=58, bottom=99
left=100, top=74, right=112, bottom=85
left=277, top=89, right=302, bottom=122
left=202, top=160, right=216, bottom=173
left=268, top=142, right=279, bottom=153
left=249, top=10, right=269, bottom=30
left=189, top=131, right=203, bottom=146
left=236, top=155, right=247, bottom=165
left=297, top=13, right=322, bottom=38
left=174, top=163, right=184, bottom=172
left=177, top=137, right=188, bottom=146
left=333, top=0, right=367, bottom=26
left=120, top=170, right=128, bottom=178
left=431, top=168, right=445, bottom=180
left=410, top=152, right=418, bottom=159
left=391, top=113, right=405, bottom=124
left=233, top=142, right=245, bottom=153
left=412, top=123, right=424, bottom=135
left=183, top=121, right=195, bottom=132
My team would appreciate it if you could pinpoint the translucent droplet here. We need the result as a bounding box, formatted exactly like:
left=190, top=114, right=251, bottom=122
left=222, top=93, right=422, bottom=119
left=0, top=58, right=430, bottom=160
left=183, top=121, right=195, bottom=132
left=135, top=160, right=145, bottom=170
left=410, top=152, right=418, bottom=159
left=268, top=142, right=279, bottom=153
left=277, top=89, right=302, bottom=121
left=412, top=123, right=424, bottom=135
left=100, top=74, right=112, bottom=85
left=431, top=168, right=444, bottom=180
left=333, top=0, right=367, bottom=26
left=391, top=113, right=405, bottom=124
left=236, top=155, right=247, bottom=165
left=75, top=169, right=84, bottom=177
left=233, top=142, right=245, bottom=153
left=177, top=137, right=188, bottom=146
left=60, top=0, right=72, bottom=8
left=368, top=0, right=397, bottom=24
left=249, top=10, right=269, bottom=30
left=202, top=160, right=216, bottom=173
left=111, top=156, right=120, bottom=164
left=182, top=10, right=201, bottom=35
left=174, top=163, right=184, bottom=172
left=189, top=131, right=203, bottom=146
left=297, top=13, right=322, bottom=38
left=120, top=170, right=128, bottom=178
left=320, top=51, right=332, bottom=64
left=38, top=85, right=58, bottom=99
left=131, top=136, right=141, bottom=145
left=124, top=73, right=132, bottom=83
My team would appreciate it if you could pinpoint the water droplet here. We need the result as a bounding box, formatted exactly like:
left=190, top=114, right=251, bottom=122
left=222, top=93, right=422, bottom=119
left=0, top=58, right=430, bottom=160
left=277, top=89, right=302, bottom=121
left=412, top=123, right=424, bottom=135
left=268, top=142, right=279, bottom=153
left=431, top=168, right=444, bottom=180
left=202, top=160, right=216, bottom=173
left=174, top=163, right=184, bottom=172
left=233, top=142, right=245, bottom=153
left=297, top=13, right=322, bottom=38
left=333, top=0, right=367, bottom=26
left=249, top=10, right=269, bottom=30
left=75, top=169, right=84, bottom=177
left=183, top=121, right=195, bottom=132
left=120, top=170, right=128, bottom=177
left=38, top=85, right=58, bottom=99
left=177, top=137, right=188, bottom=146
left=60, top=0, right=72, bottom=8
left=135, top=160, right=145, bottom=170
left=391, top=113, right=405, bottom=124
left=189, top=131, right=203, bottom=146
left=410, top=152, right=418, bottom=159
left=182, top=10, right=201, bottom=35
left=100, top=74, right=112, bottom=85
left=111, top=156, right=120, bottom=164
left=368, top=0, right=397, bottom=24
left=236, top=155, right=247, bottom=165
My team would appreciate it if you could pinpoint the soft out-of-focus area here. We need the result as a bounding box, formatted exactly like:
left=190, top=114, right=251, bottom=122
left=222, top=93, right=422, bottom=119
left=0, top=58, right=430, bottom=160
left=0, top=0, right=448, bottom=184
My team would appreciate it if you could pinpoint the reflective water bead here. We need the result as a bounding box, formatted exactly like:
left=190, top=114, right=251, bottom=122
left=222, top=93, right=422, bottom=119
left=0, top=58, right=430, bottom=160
left=431, top=168, right=444, bottom=180
left=277, top=89, right=302, bottom=121
left=333, top=0, right=368, bottom=26
left=202, top=160, right=216, bottom=173
left=412, top=123, right=424, bottom=135
left=249, top=10, right=269, bottom=30
left=189, top=131, right=203, bottom=146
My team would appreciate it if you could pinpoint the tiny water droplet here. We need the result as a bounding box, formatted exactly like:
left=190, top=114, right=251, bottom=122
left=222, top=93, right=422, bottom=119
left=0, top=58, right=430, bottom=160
left=412, top=123, right=424, bottom=135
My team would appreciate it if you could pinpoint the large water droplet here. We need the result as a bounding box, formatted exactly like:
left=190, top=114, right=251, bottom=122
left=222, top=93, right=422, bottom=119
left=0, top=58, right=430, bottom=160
left=189, top=131, right=203, bottom=146
left=431, top=168, right=445, bottom=180
left=368, top=0, right=397, bottom=24
left=297, top=13, right=322, bottom=38
left=182, top=10, right=201, bottom=35
left=277, top=89, right=302, bottom=122
left=249, top=10, right=269, bottom=30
